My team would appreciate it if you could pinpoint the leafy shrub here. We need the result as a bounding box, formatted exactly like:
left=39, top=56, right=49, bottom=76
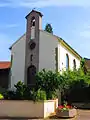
left=3, top=81, right=33, bottom=100
left=3, top=81, right=47, bottom=101
left=35, top=89, right=46, bottom=101
left=3, top=69, right=63, bottom=101
left=14, top=81, right=28, bottom=100
left=3, top=90, right=16, bottom=100
left=35, top=69, right=63, bottom=100
left=60, top=69, right=90, bottom=103
left=0, top=87, right=7, bottom=94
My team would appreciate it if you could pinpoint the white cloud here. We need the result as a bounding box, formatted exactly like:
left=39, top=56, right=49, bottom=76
left=4, top=24, right=19, bottom=28
left=0, top=0, right=90, bottom=8
left=0, top=24, right=19, bottom=29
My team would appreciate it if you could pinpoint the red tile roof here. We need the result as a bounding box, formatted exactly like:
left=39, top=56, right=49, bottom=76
left=0, top=62, right=11, bottom=69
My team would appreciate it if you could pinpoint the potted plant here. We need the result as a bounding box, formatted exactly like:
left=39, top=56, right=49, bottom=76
left=56, top=101, right=77, bottom=118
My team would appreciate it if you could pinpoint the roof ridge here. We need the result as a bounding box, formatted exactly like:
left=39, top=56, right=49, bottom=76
left=9, top=33, right=26, bottom=50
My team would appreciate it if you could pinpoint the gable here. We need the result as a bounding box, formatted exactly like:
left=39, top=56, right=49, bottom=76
left=9, top=30, right=81, bottom=61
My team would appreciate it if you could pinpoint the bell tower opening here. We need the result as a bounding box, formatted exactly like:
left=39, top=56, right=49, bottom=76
left=31, top=17, right=35, bottom=27
left=31, top=16, right=35, bottom=40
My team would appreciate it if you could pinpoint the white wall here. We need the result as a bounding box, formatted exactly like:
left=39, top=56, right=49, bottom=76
left=58, top=43, right=81, bottom=72
left=39, top=30, right=58, bottom=71
left=10, top=34, right=26, bottom=89
left=39, top=30, right=81, bottom=72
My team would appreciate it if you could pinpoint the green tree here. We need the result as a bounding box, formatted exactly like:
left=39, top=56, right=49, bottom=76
left=60, top=69, right=90, bottom=102
left=45, top=23, right=53, bottom=34
left=80, top=58, right=87, bottom=74
left=35, top=69, right=63, bottom=99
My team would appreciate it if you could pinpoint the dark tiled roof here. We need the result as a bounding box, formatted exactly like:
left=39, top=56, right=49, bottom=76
left=26, top=10, right=43, bottom=19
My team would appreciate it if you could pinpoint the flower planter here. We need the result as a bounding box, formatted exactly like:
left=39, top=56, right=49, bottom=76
left=56, top=108, right=77, bottom=118
left=0, top=99, right=58, bottom=118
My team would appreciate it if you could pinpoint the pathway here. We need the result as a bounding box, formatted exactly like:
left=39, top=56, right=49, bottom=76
left=1, top=109, right=90, bottom=120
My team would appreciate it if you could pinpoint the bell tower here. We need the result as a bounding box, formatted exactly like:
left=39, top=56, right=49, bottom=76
left=24, top=10, right=43, bottom=86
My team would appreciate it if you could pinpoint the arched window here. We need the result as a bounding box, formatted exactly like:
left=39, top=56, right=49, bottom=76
left=66, top=54, right=69, bottom=70
left=73, top=59, right=76, bottom=70
left=27, top=65, right=36, bottom=85
left=31, top=17, right=35, bottom=27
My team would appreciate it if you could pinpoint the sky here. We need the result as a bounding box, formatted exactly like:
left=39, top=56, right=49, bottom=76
left=0, top=0, right=90, bottom=61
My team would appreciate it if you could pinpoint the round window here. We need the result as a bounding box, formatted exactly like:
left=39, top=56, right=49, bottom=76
left=30, top=42, right=36, bottom=50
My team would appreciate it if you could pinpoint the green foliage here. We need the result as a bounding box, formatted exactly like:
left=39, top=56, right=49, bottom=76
left=80, top=58, right=87, bottom=74
left=35, top=69, right=62, bottom=99
left=3, top=81, right=33, bottom=100
left=3, top=81, right=47, bottom=101
left=4, top=70, right=63, bottom=101
left=45, top=23, right=53, bottom=34
left=4, top=64, right=90, bottom=102
left=3, top=90, right=16, bottom=100
left=60, top=69, right=90, bottom=102
left=0, top=93, right=4, bottom=99
left=14, top=81, right=26, bottom=99
left=35, top=89, right=46, bottom=101
left=14, top=81, right=33, bottom=100
left=61, top=69, right=89, bottom=90
left=0, top=87, right=7, bottom=94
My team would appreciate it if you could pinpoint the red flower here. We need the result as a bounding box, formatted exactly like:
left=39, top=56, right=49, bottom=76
left=58, top=105, right=64, bottom=109
left=57, top=105, right=72, bottom=110
left=66, top=105, right=72, bottom=109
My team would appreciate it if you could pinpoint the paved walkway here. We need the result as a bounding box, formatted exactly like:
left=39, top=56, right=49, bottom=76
left=1, top=109, right=90, bottom=120
left=59, top=109, right=90, bottom=120
left=75, top=109, right=90, bottom=120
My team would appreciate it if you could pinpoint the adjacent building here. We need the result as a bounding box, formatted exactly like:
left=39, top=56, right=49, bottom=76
left=0, top=62, right=10, bottom=88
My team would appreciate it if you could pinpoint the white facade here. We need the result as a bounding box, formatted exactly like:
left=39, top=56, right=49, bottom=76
left=10, top=31, right=81, bottom=88
left=10, top=34, right=26, bottom=89
left=39, top=30, right=81, bottom=72
left=39, top=30, right=58, bottom=71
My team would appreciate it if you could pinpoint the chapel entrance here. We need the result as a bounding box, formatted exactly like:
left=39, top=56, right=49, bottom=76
left=27, top=65, right=36, bottom=86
